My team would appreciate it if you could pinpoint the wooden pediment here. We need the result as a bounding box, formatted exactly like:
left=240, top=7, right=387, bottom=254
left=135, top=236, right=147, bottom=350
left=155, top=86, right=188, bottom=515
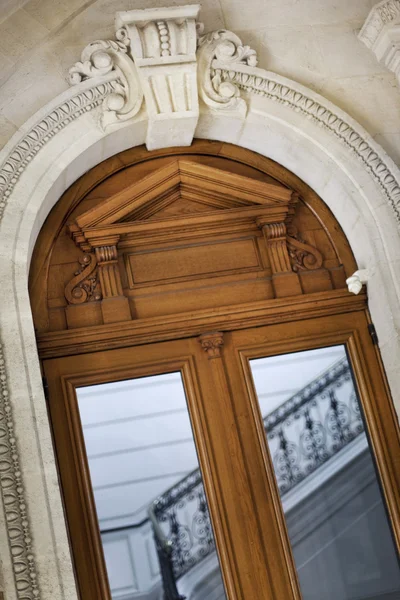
left=30, top=145, right=355, bottom=338
left=68, top=160, right=296, bottom=250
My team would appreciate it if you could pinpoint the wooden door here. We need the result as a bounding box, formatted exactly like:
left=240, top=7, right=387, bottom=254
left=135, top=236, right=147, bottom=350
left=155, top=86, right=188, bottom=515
left=43, top=309, right=400, bottom=600
left=43, top=334, right=298, bottom=600
left=220, top=310, right=400, bottom=600
left=32, top=142, right=400, bottom=600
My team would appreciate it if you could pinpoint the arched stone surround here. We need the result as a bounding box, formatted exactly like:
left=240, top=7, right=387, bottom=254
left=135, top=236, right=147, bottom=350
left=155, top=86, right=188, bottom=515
left=0, top=16, right=400, bottom=600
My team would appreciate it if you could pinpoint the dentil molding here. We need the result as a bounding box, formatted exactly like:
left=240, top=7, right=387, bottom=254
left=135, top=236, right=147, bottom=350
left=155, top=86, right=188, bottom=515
left=1, top=6, right=400, bottom=600
left=359, top=0, right=400, bottom=84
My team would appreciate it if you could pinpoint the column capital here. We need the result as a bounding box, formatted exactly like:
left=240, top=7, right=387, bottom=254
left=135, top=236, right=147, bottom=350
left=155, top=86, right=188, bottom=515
left=199, top=332, right=224, bottom=359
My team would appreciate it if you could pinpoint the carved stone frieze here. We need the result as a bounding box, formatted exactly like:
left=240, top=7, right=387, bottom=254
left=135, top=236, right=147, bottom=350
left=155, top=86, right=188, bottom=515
left=64, top=253, right=101, bottom=305
left=0, top=344, right=40, bottom=600
left=211, top=67, right=400, bottom=221
left=359, top=1, right=400, bottom=84
left=0, top=82, right=116, bottom=221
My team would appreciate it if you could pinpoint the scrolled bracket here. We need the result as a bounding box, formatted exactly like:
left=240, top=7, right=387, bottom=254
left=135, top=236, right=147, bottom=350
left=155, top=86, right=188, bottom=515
left=286, top=234, right=323, bottom=272
left=68, top=28, right=143, bottom=128
left=64, top=253, right=101, bottom=305
left=197, top=29, right=257, bottom=118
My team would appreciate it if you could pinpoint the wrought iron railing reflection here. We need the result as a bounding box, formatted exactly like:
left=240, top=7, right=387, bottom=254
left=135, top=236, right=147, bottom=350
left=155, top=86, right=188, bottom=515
left=264, top=356, right=364, bottom=494
left=148, top=356, right=364, bottom=599
left=148, top=469, right=214, bottom=598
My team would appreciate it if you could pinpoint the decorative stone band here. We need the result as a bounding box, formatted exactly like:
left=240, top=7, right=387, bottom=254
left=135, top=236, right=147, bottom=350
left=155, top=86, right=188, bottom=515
left=211, top=63, right=400, bottom=223
left=0, top=345, right=40, bottom=600
left=0, top=79, right=118, bottom=221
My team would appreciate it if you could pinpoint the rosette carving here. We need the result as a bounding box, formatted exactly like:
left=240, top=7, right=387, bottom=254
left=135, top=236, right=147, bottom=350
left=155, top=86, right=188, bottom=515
left=68, top=28, right=143, bottom=127
left=65, top=253, right=101, bottom=305
left=197, top=29, right=257, bottom=117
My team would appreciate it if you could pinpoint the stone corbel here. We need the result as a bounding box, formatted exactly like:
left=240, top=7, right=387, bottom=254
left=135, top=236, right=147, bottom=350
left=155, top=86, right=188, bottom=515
left=116, top=5, right=201, bottom=149
left=359, top=1, right=400, bottom=84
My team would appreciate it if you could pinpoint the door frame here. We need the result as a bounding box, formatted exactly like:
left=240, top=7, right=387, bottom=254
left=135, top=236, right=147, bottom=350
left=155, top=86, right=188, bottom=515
left=43, top=308, right=400, bottom=600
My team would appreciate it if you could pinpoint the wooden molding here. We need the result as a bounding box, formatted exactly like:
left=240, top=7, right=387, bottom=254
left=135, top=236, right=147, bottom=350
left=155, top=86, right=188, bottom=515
left=37, top=290, right=367, bottom=358
left=72, top=159, right=293, bottom=230
left=29, top=143, right=358, bottom=336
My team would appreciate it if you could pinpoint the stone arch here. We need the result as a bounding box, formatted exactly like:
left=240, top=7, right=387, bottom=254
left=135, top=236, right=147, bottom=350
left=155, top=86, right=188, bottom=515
left=0, top=16, right=399, bottom=600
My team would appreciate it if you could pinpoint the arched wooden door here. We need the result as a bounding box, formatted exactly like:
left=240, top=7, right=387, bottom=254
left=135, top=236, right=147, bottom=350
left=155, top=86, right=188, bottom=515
left=30, top=141, right=400, bottom=600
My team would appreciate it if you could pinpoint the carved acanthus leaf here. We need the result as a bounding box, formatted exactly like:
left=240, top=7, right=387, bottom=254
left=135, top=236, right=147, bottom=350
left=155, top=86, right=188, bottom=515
left=199, top=332, right=224, bottom=359
left=197, top=29, right=257, bottom=117
left=69, top=29, right=143, bottom=127
left=287, top=235, right=323, bottom=272
left=65, top=253, right=101, bottom=305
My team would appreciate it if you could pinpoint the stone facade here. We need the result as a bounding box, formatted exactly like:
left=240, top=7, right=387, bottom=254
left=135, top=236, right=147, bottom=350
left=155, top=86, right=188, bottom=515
left=1, top=0, right=400, bottom=165
left=0, top=3, right=399, bottom=600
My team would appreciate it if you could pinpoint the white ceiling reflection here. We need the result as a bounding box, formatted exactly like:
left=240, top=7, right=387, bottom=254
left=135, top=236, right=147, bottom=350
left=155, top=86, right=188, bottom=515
left=77, top=346, right=345, bottom=530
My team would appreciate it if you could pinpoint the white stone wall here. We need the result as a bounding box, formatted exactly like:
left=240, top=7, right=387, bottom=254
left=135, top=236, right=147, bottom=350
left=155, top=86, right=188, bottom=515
left=1, top=0, right=400, bottom=165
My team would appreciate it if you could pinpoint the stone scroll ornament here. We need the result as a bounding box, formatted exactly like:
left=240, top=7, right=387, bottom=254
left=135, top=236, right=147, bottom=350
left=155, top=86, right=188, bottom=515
left=197, top=29, right=258, bottom=118
left=68, top=28, right=143, bottom=128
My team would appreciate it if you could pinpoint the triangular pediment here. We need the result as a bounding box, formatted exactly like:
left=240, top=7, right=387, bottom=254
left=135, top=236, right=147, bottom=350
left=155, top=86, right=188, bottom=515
left=71, top=160, right=292, bottom=230
left=67, top=159, right=297, bottom=250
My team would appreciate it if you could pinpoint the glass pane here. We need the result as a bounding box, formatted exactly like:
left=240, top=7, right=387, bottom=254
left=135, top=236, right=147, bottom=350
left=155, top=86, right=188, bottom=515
left=250, top=346, right=400, bottom=600
left=76, top=372, right=226, bottom=600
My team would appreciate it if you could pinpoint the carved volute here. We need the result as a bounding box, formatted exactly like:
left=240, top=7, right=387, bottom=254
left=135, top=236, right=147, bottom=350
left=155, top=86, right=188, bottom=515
left=29, top=142, right=356, bottom=350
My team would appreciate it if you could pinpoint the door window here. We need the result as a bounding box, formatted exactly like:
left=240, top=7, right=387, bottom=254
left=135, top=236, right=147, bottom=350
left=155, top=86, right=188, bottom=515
left=77, top=371, right=226, bottom=600
left=249, top=345, right=400, bottom=599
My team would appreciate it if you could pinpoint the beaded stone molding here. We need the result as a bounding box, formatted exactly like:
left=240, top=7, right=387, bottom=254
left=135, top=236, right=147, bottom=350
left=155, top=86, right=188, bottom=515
left=0, top=5, right=400, bottom=600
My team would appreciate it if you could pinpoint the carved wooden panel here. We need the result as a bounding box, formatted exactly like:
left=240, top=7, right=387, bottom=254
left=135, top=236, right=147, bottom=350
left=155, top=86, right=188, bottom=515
left=29, top=142, right=357, bottom=342
left=126, top=239, right=262, bottom=285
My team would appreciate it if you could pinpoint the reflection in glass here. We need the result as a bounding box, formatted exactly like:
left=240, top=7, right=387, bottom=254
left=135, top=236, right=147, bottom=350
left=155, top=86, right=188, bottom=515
left=250, top=346, right=400, bottom=600
left=77, top=372, right=226, bottom=600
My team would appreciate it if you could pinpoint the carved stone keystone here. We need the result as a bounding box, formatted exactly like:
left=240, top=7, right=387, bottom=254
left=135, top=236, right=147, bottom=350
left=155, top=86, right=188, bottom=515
left=359, top=1, right=400, bottom=84
left=116, top=5, right=201, bottom=149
